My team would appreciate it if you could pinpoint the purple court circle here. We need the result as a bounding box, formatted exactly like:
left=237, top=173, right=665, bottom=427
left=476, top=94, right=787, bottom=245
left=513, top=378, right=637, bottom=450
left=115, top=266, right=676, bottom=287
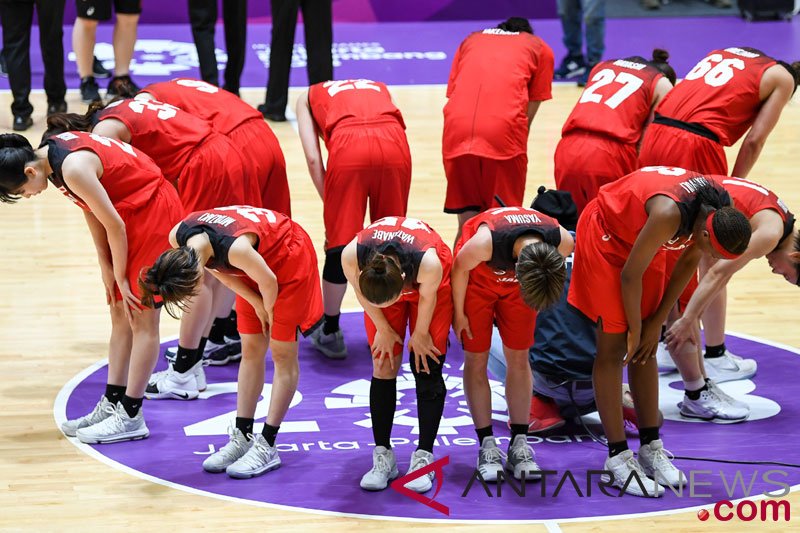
left=55, top=312, right=800, bottom=522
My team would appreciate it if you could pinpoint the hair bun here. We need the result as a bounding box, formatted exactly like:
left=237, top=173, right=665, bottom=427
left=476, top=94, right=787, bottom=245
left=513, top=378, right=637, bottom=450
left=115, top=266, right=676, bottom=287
left=0, top=133, right=33, bottom=151
left=652, top=48, right=670, bottom=63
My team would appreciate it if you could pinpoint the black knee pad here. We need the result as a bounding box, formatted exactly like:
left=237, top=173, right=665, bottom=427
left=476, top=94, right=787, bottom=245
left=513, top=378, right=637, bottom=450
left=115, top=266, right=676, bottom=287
left=410, top=352, right=447, bottom=401
left=322, top=248, right=347, bottom=284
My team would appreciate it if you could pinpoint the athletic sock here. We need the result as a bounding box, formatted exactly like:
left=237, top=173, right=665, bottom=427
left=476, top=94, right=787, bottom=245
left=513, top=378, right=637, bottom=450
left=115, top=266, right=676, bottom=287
left=322, top=313, right=340, bottom=335
left=121, top=395, right=143, bottom=418
left=173, top=345, right=200, bottom=374
left=104, top=384, right=126, bottom=404
left=369, top=377, right=397, bottom=449
left=476, top=425, right=493, bottom=444
left=416, top=378, right=446, bottom=454
left=608, top=440, right=629, bottom=457
left=198, top=336, right=208, bottom=354
left=510, top=424, right=529, bottom=441
left=705, top=343, right=726, bottom=359
left=639, top=427, right=660, bottom=446
left=262, top=423, right=279, bottom=446
left=685, top=382, right=708, bottom=400
left=208, top=317, right=228, bottom=345
left=225, top=310, right=240, bottom=340
left=235, top=417, right=254, bottom=439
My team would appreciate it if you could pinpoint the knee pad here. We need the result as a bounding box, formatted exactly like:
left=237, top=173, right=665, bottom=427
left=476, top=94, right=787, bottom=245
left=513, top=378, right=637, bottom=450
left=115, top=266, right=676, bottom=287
left=322, top=248, right=347, bottom=284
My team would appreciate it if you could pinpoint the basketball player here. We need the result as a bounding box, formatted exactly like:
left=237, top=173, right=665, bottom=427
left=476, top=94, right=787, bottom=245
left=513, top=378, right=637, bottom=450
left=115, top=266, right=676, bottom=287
left=340, top=216, right=452, bottom=493
left=46, top=99, right=253, bottom=396
left=443, top=17, right=554, bottom=241
left=140, top=205, right=323, bottom=479
left=664, top=176, right=796, bottom=422
left=555, top=49, right=676, bottom=214
left=452, top=206, right=573, bottom=482
left=296, top=79, right=412, bottom=360
left=0, top=131, right=182, bottom=443
left=567, top=166, right=751, bottom=496
left=639, top=48, right=799, bottom=384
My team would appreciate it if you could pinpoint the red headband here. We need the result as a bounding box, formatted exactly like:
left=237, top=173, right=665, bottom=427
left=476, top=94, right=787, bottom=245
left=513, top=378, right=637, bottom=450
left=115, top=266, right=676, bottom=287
left=706, top=213, right=740, bottom=260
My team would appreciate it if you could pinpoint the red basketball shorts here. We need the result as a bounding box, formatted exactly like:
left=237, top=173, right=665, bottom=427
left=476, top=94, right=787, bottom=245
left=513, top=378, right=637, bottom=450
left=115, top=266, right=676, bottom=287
left=443, top=153, right=527, bottom=213
left=364, top=283, right=453, bottom=357
left=178, top=133, right=248, bottom=214
left=235, top=225, right=323, bottom=341
left=638, top=123, right=728, bottom=175
left=567, top=199, right=667, bottom=334
left=323, top=122, right=411, bottom=251
left=554, top=132, right=638, bottom=215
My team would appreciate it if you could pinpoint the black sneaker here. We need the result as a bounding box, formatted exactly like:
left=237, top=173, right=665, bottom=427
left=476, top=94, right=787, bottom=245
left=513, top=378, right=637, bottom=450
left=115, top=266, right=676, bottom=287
left=554, top=55, right=587, bottom=80
left=47, top=101, right=68, bottom=116
left=107, top=75, right=141, bottom=98
left=0, top=51, right=7, bottom=78
left=93, top=56, right=112, bottom=79
left=80, top=76, right=101, bottom=103
left=257, top=104, right=287, bottom=122
left=204, top=341, right=243, bottom=366
left=12, top=114, right=33, bottom=131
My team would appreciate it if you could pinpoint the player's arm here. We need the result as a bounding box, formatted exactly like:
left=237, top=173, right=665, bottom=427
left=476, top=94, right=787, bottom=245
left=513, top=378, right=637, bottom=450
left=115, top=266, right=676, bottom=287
left=557, top=226, right=575, bottom=257
left=452, top=226, right=492, bottom=341
left=526, top=101, right=542, bottom=128
left=621, top=196, right=682, bottom=363
left=341, top=239, right=393, bottom=332
left=408, top=251, right=444, bottom=372
left=92, top=118, right=132, bottom=143
left=732, top=66, right=795, bottom=178
left=295, top=90, right=326, bottom=199
left=226, top=235, right=279, bottom=319
left=639, top=76, right=674, bottom=151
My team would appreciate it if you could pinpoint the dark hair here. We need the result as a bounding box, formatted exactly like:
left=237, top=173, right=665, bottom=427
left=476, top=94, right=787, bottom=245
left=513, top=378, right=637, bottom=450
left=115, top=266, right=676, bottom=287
left=497, top=17, right=533, bottom=34
left=139, top=247, right=203, bottom=318
left=516, top=242, right=566, bottom=311
left=358, top=253, right=404, bottom=305
left=778, top=60, right=800, bottom=94
left=649, top=48, right=677, bottom=86
left=0, top=133, right=36, bottom=204
left=44, top=100, right=106, bottom=139
left=793, top=230, right=800, bottom=285
left=709, top=207, right=752, bottom=256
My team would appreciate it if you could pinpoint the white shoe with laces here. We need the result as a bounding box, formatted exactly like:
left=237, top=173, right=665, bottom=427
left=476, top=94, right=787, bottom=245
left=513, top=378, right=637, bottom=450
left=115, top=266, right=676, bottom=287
left=706, top=379, right=749, bottom=410
left=203, top=426, right=253, bottom=473
left=704, top=351, right=757, bottom=383
left=403, top=449, right=434, bottom=493
left=226, top=434, right=281, bottom=479
left=637, top=439, right=686, bottom=488
left=506, top=434, right=541, bottom=481
left=360, top=446, right=399, bottom=490
left=603, top=449, right=664, bottom=497
left=477, top=436, right=506, bottom=482
left=680, top=386, right=749, bottom=423
left=76, top=402, right=149, bottom=444
left=145, top=361, right=203, bottom=400
left=61, top=395, right=115, bottom=437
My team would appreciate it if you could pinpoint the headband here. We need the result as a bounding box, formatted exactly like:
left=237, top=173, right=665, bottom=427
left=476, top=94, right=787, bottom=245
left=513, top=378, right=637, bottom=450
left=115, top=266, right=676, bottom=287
left=706, top=212, right=739, bottom=260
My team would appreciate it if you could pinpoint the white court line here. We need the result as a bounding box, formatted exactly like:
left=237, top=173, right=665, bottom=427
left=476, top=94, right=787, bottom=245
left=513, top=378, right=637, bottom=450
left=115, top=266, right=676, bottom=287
left=53, top=327, right=800, bottom=524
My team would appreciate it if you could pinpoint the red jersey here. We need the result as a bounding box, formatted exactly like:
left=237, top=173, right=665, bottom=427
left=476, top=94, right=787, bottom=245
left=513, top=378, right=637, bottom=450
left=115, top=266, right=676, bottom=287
left=95, top=98, right=217, bottom=183
left=459, top=206, right=562, bottom=285
left=309, top=80, right=406, bottom=143
left=139, top=78, right=262, bottom=135
left=356, top=216, right=452, bottom=290
left=562, top=56, right=664, bottom=144
left=443, top=28, right=554, bottom=160
left=176, top=206, right=297, bottom=276
left=597, top=166, right=731, bottom=249
left=655, top=48, right=777, bottom=146
left=715, top=175, right=795, bottom=245
left=46, top=131, right=165, bottom=212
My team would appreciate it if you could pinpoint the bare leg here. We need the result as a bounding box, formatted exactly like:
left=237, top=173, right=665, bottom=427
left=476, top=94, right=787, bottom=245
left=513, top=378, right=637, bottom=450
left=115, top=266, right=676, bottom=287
left=125, top=307, right=161, bottom=397
left=106, top=301, right=133, bottom=386
left=593, top=329, right=626, bottom=444
left=211, top=281, right=235, bottom=323
left=373, top=353, right=403, bottom=380
left=454, top=210, right=479, bottom=249
left=236, top=333, right=269, bottom=417
left=463, top=349, right=492, bottom=428
left=178, top=274, right=214, bottom=350
left=265, top=339, right=300, bottom=427
left=322, top=281, right=347, bottom=317
left=72, top=17, right=98, bottom=78
left=504, top=346, right=532, bottom=425
left=627, top=357, right=661, bottom=429
left=112, top=14, right=139, bottom=76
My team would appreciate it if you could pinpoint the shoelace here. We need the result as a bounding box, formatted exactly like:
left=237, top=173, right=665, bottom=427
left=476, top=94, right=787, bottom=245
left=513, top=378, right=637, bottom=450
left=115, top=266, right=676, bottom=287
left=236, top=435, right=272, bottom=469
left=649, top=446, right=676, bottom=471
left=622, top=454, right=648, bottom=478
left=510, top=443, right=536, bottom=463
left=94, top=404, right=125, bottom=434
left=218, top=427, right=248, bottom=459
left=480, top=445, right=507, bottom=466
left=77, top=398, right=108, bottom=424
left=371, top=452, right=393, bottom=474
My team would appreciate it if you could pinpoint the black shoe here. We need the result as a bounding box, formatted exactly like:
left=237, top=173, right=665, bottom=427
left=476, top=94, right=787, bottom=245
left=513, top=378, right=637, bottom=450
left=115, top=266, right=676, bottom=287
left=257, top=104, right=287, bottom=122
left=107, top=75, right=141, bottom=98
left=92, top=56, right=112, bottom=79
left=204, top=342, right=243, bottom=366
left=80, top=76, right=101, bottom=103
left=0, top=52, right=7, bottom=78
left=47, top=101, right=68, bottom=116
left=12, top=114, right=33, bottom=131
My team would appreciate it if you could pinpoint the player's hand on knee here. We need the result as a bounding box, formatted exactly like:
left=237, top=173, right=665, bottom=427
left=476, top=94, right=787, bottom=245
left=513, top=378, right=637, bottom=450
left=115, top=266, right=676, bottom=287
left=631, top=317, right=661, bottom=365
left=116, top=279, right=142, bottom=322
left=664, top=316, right=699, bottom=354
left=409, top=330, right=442, bottom=374
left=100, top=264, right=116, bottom=306
left=453, top=313, right=473, bottom=344
left=624, top=328, right=641, bottom=366
left=372, top=328, right=401, bottom=371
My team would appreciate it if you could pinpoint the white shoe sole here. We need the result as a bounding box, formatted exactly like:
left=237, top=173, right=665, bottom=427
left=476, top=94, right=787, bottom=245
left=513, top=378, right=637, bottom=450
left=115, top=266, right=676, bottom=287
left=679, top=410, right=749, bottom=424
left=404, top=477, right=433, bottom=493
left=505, top=464, right=543, bottom=482
left=77, top=428, right=149, bottom=444
left=144, top=388, right=200, bottom=401
left=310, top=340, right=347, bottom=360
left=477, top=466, right=504, bottom=483
left=600, top=473, right=663, bottom=497
left=360, top=468, right=400, bottom=491
left=227, top=458, right=282, bottom=479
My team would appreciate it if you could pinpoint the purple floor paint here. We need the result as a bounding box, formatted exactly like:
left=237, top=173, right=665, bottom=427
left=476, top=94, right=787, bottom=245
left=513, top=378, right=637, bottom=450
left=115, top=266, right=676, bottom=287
left=3, top=17, right=798, bottom=96
left=57, top=312, right=800, bottom=521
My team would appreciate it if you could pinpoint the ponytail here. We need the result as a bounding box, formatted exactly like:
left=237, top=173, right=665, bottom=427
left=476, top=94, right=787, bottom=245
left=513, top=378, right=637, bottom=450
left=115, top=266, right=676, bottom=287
left=649, top=48, right=676, bottom=86
left=139, top=246, right=203, bottom=318
left=358, top=252, right=404, bottom=305
left=43, top=100, right=106, bottom=140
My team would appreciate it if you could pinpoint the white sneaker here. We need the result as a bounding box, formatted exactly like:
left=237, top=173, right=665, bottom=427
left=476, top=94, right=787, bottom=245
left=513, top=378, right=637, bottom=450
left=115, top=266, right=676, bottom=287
left=203, top=426, right=253, bottom=473
left=403, top=449, right=434, bottom=493
left=76, top=402, right=149, bottom=444
left=603, top=450, right=664, bottom=497
left=226, top=434, right=281, bottom=479
left=506, top=434, right=541, bottom=481
left=477, top=436, right=506, bottom=483
left=360, top=446, right=399, bottom=491
left=61, top=395, right=115, bottom=437
left=145, top=362, right=202, bottom=400
left=704, top=351, right=757, bottom=383
left=309, top=327, right=347, bottom=359
left=656, top=342, right=676, bottom=372
left=680, top=386, right=749, bottom=423
left=706, top=379, right=749, bottom=410
left=637, top=439, right=686, bottom=488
